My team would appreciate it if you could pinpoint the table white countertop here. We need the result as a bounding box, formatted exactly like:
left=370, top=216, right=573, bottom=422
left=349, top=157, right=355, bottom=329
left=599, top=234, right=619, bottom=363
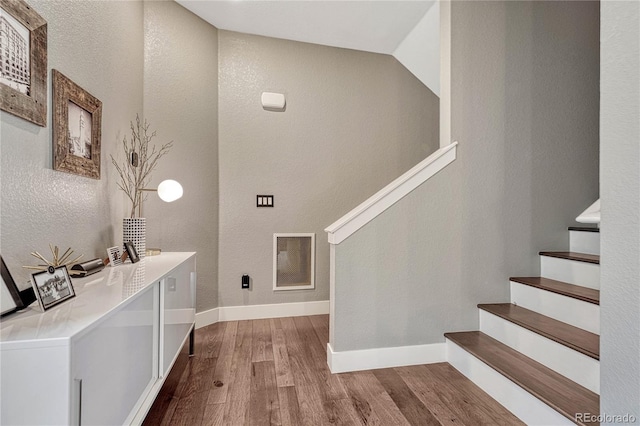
left=0, top=252, right=196, bottom=348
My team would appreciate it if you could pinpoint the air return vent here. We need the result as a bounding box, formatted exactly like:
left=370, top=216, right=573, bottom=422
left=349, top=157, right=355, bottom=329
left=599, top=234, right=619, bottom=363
left=273, top=233, right=315, bottom=291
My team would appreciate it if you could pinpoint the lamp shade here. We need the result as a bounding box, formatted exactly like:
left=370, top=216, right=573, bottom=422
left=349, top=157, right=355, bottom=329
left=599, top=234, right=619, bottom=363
left=157, top=179, right=183, bottom=202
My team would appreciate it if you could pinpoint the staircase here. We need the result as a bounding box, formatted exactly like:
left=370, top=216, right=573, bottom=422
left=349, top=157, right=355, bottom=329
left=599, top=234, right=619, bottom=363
left=445, top=226, right=601, bottom=425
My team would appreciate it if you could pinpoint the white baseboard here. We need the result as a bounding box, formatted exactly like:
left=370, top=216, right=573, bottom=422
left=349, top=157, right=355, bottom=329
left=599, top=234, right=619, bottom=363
left=195, top=300, right=329, bottom=329
left=327, top=342, right=446, bottom=374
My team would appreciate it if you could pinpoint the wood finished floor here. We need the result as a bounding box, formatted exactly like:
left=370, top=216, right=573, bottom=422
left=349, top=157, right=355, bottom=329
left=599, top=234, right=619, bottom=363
left=143, top=315, right=523, bottom=425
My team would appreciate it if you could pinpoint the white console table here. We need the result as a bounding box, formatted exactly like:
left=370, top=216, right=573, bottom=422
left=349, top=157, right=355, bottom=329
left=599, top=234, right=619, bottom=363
left=0, top=252, right=196, bottom=426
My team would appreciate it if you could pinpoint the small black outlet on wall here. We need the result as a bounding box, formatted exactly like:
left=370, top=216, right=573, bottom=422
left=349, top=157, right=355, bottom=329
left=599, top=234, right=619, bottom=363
left=242, top=274, right=250, bottom=289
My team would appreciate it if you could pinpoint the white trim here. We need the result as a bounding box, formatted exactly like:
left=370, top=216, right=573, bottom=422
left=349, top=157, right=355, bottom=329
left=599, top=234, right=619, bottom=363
left=273, top=233, right=315, bottom=291
left=195, top=307, right=220, bottom=329
left=540, top=256, right=600, bottom=289
left=569, top=230, right=600, bottom=255
left=439, top=0, right=451, bottom=148
left=446, top=339, right=574, bottom=425
left=326, top=341, right=446, bottom=374
left=195, top=300, right=329, bottom=329
left=325, top=142, right=457, bottom=245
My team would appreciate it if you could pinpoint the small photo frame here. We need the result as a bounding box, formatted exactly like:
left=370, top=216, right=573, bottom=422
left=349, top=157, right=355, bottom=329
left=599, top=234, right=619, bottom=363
left=52, top=69, right=102, bottom=179
left=124, top=241, right=140, bottom=263
left=107, top=246, right=123, bottom=266
left=31, top=265, right=75, bottom=312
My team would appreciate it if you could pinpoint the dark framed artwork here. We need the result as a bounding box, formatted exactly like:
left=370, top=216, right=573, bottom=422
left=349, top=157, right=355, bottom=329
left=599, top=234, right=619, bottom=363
left=31, top=265, right=75, bottom=311
left=124, top=241, right=140, bottom=263
left=52, top=69, right=102, bottom=179
left=0, top=0, right=47, bottom=126
left=1, top=255, right=24, bottom=316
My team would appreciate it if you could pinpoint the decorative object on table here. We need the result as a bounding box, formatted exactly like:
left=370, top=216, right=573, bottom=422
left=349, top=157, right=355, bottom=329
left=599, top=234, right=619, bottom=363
left=1, top=255, right=35, bottom=316
left=52, top=69, right=102, bottom=179
left=106, top=246, right=124, bottom=267
left=70, top=258, right=105, bottom=278
left=124, top=241, right=140, bottom=263
left=30, top=265, right=75, bottom=311
left=111, top=115, right=184, bottom=258
left=23, top=244, right=84, bottom=273
left=145, top=248, right=162, bottom=256
left=0, top=0, right=47, bottom=126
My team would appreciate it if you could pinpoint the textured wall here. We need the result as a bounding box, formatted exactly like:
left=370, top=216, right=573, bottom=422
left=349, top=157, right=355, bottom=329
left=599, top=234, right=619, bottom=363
left=143, top=1, right=219, bottom=312
left=600, top=1, right=640, bottom=419
left=0, top=0, right=143, bottom=289
left=218, top=30, right=439, bottom=307
left=333, top=1, right=600, bottom=351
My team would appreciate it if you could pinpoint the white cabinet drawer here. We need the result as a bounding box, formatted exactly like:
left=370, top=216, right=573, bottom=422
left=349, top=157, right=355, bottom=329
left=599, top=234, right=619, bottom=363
left=71, top=285, right=158, bottom=426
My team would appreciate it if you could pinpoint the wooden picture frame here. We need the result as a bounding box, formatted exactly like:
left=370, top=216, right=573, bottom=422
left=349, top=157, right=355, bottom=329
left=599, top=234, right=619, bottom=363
left=0, top=0, right=47, bottom=126
left=53, top=69, right=102, bottom=179
left=31, top=265, right=75, bottom=312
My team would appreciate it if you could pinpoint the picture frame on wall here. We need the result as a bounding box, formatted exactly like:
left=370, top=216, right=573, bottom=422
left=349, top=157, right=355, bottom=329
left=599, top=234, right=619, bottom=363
left=31, top=265, right=75, bottom=312
left=0, top=0, right=47, bottom=126
left=52, top=69, right=102, bottom=179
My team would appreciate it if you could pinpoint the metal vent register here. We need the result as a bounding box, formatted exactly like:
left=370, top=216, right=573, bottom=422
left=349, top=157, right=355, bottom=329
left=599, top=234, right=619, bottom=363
left=273, top=233, right=315, bottom=291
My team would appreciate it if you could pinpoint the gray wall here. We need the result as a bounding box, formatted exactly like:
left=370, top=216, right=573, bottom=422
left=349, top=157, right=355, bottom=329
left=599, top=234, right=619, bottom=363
left=334, top=1, right=599, bottom=351
left=600, top=1, right=640, bottom=420
left=0, top=1, right=144, bottom=289
left=217, top=31, right=439, bottom=307
left=143, top=1, right=219, bottom=312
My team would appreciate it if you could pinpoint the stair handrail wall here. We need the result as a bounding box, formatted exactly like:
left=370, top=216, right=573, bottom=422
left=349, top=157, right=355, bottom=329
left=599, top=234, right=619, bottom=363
left=324, top=142, right=458, bottom=245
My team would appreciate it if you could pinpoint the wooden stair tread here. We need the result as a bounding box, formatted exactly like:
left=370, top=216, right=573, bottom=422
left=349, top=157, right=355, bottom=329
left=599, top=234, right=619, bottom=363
left=445, top=331, right=599, bottom=426
left=510, top=276, right=600, bottom=305
left=540, top=251, right=600, bottom=264
left=568, top=226, right=600, bottom=233
left=478, top=303, right=599, bottom=359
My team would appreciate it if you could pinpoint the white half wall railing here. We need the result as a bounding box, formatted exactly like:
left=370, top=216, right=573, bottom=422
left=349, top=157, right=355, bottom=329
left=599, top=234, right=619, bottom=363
left=325, top=142, right=458, bottom=245
left=576, top=199, right=600, bottom=225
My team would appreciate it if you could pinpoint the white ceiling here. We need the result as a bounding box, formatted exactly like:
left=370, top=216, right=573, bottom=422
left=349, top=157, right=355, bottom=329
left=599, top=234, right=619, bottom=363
left=175, top=0, right=436, bottom=55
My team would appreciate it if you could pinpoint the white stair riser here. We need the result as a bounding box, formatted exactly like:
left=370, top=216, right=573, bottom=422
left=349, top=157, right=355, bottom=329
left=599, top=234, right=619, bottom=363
left=540, top=256, right=600, bottom=289
left=510, top=282, right=600, bottom=334
left=446, top=339, right=574, bottom=426
left=569, top=231, right=600, bottom=255
left=479, top=311, right=600, bottom=394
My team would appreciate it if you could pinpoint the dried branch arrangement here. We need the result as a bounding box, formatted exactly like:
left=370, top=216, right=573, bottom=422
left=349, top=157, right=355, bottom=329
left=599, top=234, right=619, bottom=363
left=111, top=115, right=173, bottom=218
left=23, top=244, right=83, bottom=272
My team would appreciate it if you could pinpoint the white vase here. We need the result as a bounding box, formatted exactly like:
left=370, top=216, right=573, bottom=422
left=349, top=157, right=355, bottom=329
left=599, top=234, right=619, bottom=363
left=123, top=218, right=146, bottom=259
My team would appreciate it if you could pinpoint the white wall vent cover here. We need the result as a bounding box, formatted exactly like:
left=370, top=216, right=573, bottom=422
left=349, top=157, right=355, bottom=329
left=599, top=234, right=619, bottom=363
left=273, top=233, right=315, bottom=291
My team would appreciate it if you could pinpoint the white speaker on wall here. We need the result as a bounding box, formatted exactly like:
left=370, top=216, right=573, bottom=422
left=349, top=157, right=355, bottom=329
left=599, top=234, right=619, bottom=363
left=261, top=92, right=286, bottom=111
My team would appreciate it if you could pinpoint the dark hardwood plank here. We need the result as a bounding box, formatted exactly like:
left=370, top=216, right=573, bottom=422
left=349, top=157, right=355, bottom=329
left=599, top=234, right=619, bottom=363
left=323, top=398, right=363, bottom=425
left=478, top=303, right=599, bottom=359
left=207, top=321, right=238, bottom=404
left=308, top=314, right=330, bottom=347
left=339, top=370, right=411, bottom=425
left=252, top=319, right=274, bottom=362
left=201, top=403, right=224, bottom=426
left=249, top=361, right=282, bottom=425
left=568, top=227, right=599, bottom=233
left=445, top=331, right=599, bottom=426
left=372, top=368, right=441, bottom=426
left=270, top=318, right=295, bottom=387
left=198, top=321, right=226, bottom=359
left=539, top=251, right=600, bottom=264
left=510, top=276, right=600, bottom=304
left=278, top=386, right=303, bottom=426
left=222, top=320, right=254, bottom=424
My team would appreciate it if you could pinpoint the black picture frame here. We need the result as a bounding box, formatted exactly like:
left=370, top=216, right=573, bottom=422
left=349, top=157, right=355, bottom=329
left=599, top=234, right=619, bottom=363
left=31, top=265, right=75, bottom=311
left=124, top=241, right=140, bottom=263
left=1, top=255, right=24, bottom=316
